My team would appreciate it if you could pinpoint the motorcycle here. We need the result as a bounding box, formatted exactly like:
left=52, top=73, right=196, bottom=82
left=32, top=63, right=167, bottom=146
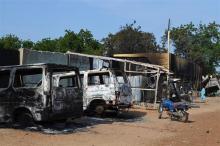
left=158, top=98, right=190, bottom=122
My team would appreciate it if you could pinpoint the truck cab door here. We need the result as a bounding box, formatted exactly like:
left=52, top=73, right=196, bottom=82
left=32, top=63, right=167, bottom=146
left=52, top=75, right=82, bottom=115
left=52, top=86, right=66, bottom=113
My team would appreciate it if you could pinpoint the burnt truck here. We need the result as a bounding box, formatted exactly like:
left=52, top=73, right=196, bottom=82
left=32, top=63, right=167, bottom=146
left=82, top=68, right=133, bottom=114
left=0, top=63, right=83, bottom=125
left=56, top=68, right=133, bottom=115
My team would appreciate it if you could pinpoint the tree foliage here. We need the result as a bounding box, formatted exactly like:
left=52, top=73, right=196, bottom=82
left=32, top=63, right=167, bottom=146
left=102, top=22, right=161, bottom=56
left=33, top=38, right=58, bottom=52
left=78, top=29, right=103, bottom=55
left=162, top=22, right=220, bottom=74
left=22, top=40, right=34, bottom=49
left=33, top=29, right=103, bottom=54
left=56, top=30, right=83, bottom=53
left=0, top=34, right=21, bottom=50
left=0, top=29, right=103, bottom=55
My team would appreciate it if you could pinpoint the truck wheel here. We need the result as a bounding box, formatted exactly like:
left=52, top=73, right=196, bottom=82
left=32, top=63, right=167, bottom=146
left=95, top=105, right=105, bottom=115
left=14, top=111, right=35, bottom=127
left=89, top=100, right=106, bottom=116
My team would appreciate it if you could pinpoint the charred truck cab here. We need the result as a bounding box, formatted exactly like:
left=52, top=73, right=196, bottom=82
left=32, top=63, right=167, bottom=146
left=81, top=68, right=133, bottom=115
left=0, top=63, right=83, bottom=125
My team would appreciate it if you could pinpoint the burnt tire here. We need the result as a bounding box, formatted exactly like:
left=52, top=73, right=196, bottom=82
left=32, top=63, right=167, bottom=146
left=95, top=105, right=105, bottom=115
left=88, top=100, right=106, bottom=116
left=14, top=111, right=35, bottom=127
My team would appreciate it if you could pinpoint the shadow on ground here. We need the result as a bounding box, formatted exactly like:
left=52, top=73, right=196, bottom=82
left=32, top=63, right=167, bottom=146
left=0, top=110, right=147, bottom=135
left=103, top=110, right=147, bottom=122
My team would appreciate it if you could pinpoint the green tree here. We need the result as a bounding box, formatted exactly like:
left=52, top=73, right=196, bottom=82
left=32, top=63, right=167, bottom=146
left=31, top=29, right=103, bottom=54
left=22, top=40, right=34, bottom=49
left=57, top=30, right=83, bottom=53
left=33, top=38, right=58, bottom=52
left=102, top=22, right=160, bottom=56
left=0, top=34, right=21, bottom=50
left=78, top=29, right=103, bottom=55
left=162, top=22, right=220, bottom=74
left=162, top=22, right=197, bottom=58
left=56, top=29, right=103, bottom=54
left=196, top=22, right=220, bottom=73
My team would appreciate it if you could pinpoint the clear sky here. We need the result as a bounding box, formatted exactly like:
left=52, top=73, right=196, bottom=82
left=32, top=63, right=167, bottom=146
left=0, top=0, right=220, bottom=44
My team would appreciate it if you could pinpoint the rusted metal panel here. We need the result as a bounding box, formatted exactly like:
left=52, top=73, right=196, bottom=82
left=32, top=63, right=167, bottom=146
left=67, top=51, right=170, bottom=73
left=128, top=76, right=142, bottom=102
left=113, top=53, right=202, bottom=89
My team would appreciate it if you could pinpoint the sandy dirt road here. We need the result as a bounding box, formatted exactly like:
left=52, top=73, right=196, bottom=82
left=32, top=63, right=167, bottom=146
left=0, top=97, right=220, bottom=146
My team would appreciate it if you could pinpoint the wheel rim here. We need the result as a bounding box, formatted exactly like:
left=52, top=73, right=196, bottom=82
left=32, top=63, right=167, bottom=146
left=95, top=105, right=105, bottom=115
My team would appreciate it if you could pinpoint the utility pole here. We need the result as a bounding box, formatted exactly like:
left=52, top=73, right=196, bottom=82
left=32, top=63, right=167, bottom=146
left=167, top=19, right=171, bottom=98
left=167, top=19, right=171, bottom=72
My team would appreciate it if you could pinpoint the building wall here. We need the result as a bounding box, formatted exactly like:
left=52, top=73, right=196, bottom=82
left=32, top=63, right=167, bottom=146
left=20, top=48, right=68, bottom=65
left=0, top=49, right=19, bottom=66
left=68, top=54, right=91, bottom=71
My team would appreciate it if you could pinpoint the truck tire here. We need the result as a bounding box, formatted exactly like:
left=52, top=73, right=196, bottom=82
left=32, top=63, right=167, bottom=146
left=95, top=105, right=105, bottom=115
left=89, top=100, right=106, bottom=116
left=14, top=111, right=35, bottom=127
